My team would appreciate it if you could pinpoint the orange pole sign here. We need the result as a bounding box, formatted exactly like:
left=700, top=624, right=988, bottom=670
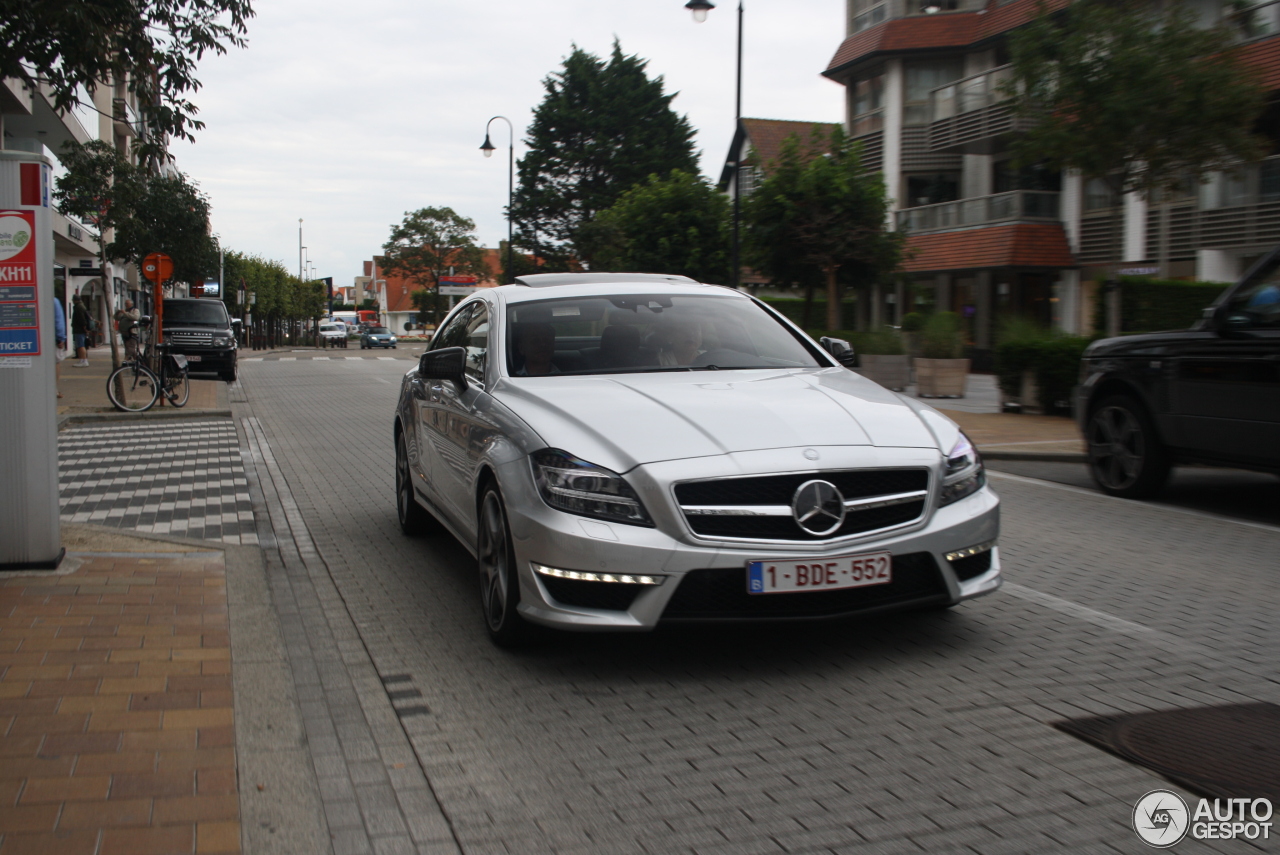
left=142, top=253, right=173, bottom=354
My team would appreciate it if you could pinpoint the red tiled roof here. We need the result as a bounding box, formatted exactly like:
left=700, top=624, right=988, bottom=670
left=380, top=248, right=507, bottom=314
left=903, top=223, right=1076, bottom=272
left=741, top=118, right=841, bottom=171
left=1236, top=36, right=1280, bottom=89
left=824, top=0, right=1070, bottom=78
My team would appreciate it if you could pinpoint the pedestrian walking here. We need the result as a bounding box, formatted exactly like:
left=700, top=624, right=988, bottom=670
left=53, top=296, right=67, bottom=398
left=114, top=300, right=141, bottom=361
left=71, top=295, right=91, bottom=366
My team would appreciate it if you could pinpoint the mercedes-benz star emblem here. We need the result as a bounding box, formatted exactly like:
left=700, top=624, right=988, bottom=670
left=792, top=480, right=846, bottom=536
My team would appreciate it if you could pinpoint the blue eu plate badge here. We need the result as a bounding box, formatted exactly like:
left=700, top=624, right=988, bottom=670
left=747, top=562, right=765, bottom=594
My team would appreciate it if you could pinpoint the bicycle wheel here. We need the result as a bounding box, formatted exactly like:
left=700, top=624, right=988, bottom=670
left=164, top=365, right=190, bottom=407
left=106, top=363, right=158, bottom=412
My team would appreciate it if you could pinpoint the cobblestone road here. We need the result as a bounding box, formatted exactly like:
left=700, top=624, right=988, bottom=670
left=230, top=355, right=1280, bottom=855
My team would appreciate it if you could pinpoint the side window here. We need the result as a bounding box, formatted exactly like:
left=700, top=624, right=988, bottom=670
left=1227, top=272, right=1280, bottom=329
left=431, top=303, right=473, bottom=351
left=464, top=303, right=490, bottom=383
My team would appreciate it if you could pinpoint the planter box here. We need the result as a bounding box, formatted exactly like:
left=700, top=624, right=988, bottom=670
left=858, top=354, right=911, bottom=391
left=914, top=357, right=970, bottom=398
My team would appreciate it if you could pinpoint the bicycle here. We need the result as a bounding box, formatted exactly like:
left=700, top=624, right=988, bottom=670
left=106, top=329, right=190, bottom=412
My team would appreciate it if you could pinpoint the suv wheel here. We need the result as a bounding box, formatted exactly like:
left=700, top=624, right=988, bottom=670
left=1086, top=395, right=1171, bottom=498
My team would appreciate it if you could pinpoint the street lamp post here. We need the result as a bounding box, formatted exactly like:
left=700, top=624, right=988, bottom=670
left=687, top=0, right=743, bottom=290
left=481, top=116, right=515, bottom=284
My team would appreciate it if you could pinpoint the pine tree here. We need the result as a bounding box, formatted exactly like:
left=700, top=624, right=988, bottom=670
left=511, top=41, right=698, bottom=269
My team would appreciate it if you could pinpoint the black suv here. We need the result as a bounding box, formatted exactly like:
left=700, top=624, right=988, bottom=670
left=1076, top=248, right=1280, bottom=497
left=161, top=298, right=238, bottom=382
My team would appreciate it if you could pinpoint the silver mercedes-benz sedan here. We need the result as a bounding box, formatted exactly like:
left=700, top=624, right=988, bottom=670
left=394, top=273, right=1000, bottom=646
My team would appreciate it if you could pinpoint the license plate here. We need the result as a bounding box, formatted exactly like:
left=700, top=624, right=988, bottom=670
left=185, top=354, right=201, bottom=362
left=747, top=551, right=892, bottom=594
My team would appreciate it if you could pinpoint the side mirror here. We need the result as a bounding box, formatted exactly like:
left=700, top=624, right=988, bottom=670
left=820, top=336, right=858, bottom=368
left=418, top=346, right=467, bottom=389
left=1213, top=303, right=1253, bottom=337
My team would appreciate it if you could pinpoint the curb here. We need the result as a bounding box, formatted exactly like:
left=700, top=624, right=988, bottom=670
left=57, top=409, right=234, bottom=430
left=980, top=449, right=1087, bottom=463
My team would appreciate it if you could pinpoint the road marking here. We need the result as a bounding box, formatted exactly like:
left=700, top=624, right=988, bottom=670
left=279, top=357, right=296, bottom=361
left=987, top=470, right=1280, bottom=535
left=374, top=377, right=390, bottom=384
left=377, top=357, right=395, bottom=361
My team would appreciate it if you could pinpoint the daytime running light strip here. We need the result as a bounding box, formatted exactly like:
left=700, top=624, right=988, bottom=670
left=532, top=563, right=665, bottom=586
left=944, top=540, right=997, bottom=562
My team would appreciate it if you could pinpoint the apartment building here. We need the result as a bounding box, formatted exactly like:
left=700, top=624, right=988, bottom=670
left=2, top=74, right=152, bottom=347
left=819, top=0, right=1280, bottom=362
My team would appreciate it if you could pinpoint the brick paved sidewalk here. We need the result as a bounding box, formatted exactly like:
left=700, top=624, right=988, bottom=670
left=938, top=408, right=1085, bottom=459
left=58, top=347, right=228, bottom=420
left=0, top=546, right=240, bottom=854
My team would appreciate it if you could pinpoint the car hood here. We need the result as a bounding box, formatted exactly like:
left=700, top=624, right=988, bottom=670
left=492, top=367, right=942, bottom=471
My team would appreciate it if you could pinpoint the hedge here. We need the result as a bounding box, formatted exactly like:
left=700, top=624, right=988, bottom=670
left=1094, top=277, right=1230, bottom=334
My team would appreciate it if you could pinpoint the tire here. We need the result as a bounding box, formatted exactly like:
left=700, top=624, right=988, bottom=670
left=164, top=366, right=189, bottom=407
left=477, top=485, right=532, bottom=648
left=106, top=363, right=158, bottom=412
left=219, top=368, right=237, bottom=383
left=1086, top=394, right=1171, bottom=498
left=395, top=432, right=435, bottom=536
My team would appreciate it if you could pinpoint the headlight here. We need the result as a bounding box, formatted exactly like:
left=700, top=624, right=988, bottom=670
left=939, top=432, right=985, bottom=507
left=212, top=335, right=232, bottom=346
left=531, top=449, right=653, bottom=527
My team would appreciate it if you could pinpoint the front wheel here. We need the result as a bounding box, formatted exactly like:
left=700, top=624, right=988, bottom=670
left=1086, top=395, right=1171, bottom=498
left=106, top=363, right=159, bottom=412
left=164, top=366, right=189, bottom=407
left=477, top=486, right=532, bottom=648
left=395, top=433, right=435, bottom=536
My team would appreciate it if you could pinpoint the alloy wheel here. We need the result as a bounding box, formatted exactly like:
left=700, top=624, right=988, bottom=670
left=1088, top=404, right=1144, bottom=491
left=478, top=491, right=510, bottom=632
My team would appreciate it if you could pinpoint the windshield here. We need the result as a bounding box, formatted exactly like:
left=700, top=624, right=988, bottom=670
left=504, top=294, right=822, bottom=376
left=369, top=327, right=389, bottom=334
left=164, top=300, right=228, bottom=327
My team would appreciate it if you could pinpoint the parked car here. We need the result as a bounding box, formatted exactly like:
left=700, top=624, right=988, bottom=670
left=361, top=326, right=397, bottom=349
left=319, top=323, right=347, bottom=342
left=393, top=272, right=1001, bottom=646
left=1076, top=247, right=1280, bottom=498
left=160, top=297, right=238, bottom=382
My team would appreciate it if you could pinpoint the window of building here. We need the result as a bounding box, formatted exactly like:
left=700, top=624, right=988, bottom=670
left=849, top=68, right=885, bottom=136
left=851, top=0, right=887, bottom=32
left=904, top=59, right=964, bottom=125
left=1084, top=178, right=1120, bottom=212
left=993, top=160, right=1062, bottom=194
left=905, top=173, right=961, bottom=207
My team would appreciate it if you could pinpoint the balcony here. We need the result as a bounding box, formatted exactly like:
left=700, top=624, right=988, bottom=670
left=927, top=65, right=1022, bottom=154
left=895, top=190, right=1060, bottom=233
left=112, top=97, right=141, bottom=138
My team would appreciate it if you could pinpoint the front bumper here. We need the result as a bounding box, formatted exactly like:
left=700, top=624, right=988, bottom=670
left=496, top=446, right=1001, bottom=631
left=365, top=339, right=396, bottom=348
left=168, top=347, right=236, bottom=372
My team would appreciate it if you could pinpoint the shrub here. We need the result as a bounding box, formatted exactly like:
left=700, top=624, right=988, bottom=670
left=994, top=320, right=1092, bottom=414
left=919, top=311, right=965, bottom=359
left=899, top=311, right=925, bottom=332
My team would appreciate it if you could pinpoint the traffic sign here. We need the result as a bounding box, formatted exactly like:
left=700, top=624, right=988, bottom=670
left=142, top=253, right=173, bottom=284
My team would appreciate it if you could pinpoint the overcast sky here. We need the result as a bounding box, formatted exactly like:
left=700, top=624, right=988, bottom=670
left=178, top=0, right=846, bottom=288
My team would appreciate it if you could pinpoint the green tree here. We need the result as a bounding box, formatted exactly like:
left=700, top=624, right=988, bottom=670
left=744, top=128, right=904, bottom=331
left=0, top=0, right=254, bottom=153
left=511, top=41, right=698, bottom=269
left=1004, top=0, right=1266, bottom=200
left=110, top=172, right=218, bottom=288
left=53, top=140, right=144, bottom=370
left=585, top=170, right=730, bottom=283
left=381, top=207, right=487, bottom=327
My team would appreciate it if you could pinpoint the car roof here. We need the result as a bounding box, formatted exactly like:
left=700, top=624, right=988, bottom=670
left=484, top=278, right=742, bottom=306
left=513, top=272, right=700, bottom=288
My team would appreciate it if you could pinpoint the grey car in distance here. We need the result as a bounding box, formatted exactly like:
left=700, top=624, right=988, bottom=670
left=393, top=273, right=1001, bottom=646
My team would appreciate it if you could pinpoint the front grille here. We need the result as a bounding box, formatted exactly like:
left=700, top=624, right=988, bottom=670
left=539, top=576, right=643, bottom=611
left=168, top=332, right=213, bottom=345
left=675, top=469, right=929, bottom=542
left=949, top=550, right=992, bottom=581
left=661, top=553, right=947, bottom=620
